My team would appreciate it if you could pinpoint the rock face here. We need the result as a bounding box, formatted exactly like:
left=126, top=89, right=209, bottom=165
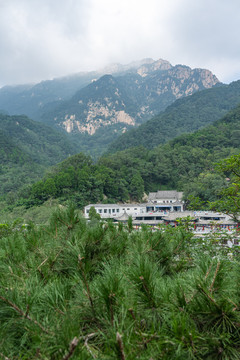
left=44, top=59, right=219, bottom=136
left=0, top=58, right=220, bottom=139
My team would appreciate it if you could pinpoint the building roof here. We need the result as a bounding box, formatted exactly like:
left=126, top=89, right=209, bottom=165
left=162, top=211, right=196, bottom=221
left=85, top=203, right=120, bottom=208
left=116, top=211, right=132, bottom=221
left=133, top=220, right=164, bottom=225
left=85, top=203, right=144, bottom=209
left=148, top=190, right=183, bottom=201
left=121, top=204, right=142, bottom=208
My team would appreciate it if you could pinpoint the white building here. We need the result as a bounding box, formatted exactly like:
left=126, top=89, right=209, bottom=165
left=147, top=190, right=184, bottom=212
left=84, top=203, right=146, bottom=219
left=84, top=191, right=185, bottom=219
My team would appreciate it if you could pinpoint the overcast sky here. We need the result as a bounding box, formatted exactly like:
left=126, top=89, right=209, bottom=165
left=0, top=0, right=240, bottom=87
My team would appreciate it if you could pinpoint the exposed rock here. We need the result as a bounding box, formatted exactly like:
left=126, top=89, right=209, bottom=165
left=43, top=58, right=220, bottom=137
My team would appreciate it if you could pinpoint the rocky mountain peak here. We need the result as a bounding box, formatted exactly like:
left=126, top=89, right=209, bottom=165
left=0, top=58, right=221, bottom=148
left=137, top=58, right=172, bottom=77
left=47, top=60, right=220, bottom=138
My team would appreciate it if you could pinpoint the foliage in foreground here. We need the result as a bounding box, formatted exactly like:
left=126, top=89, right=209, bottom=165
left=0, top=206, right=240, bottom=359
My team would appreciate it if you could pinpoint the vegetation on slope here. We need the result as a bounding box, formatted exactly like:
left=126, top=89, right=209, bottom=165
left=0, top=113, right=79, bottom=199
left=5, top=105, right=238, bottom=212
left=0, top=113, right=76, bottom=165
left=0, top=206, right=239, bottom=359
left=108, top=80, right=240, bottom=153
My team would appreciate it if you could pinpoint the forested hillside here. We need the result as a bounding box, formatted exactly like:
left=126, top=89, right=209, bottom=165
left=108, top=80, right=240, bottom=153
left=0, top=113, right=78, bottom=198
left=0, top=114, right=76, bottom=164
left=14, top=105, right=240, bottom=211
left=0, top=59, right=219, bottom=158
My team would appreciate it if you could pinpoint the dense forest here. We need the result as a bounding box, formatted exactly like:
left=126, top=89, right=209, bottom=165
left=0, top=84, right=240, bottom=221
left=108, top=80, right=240, bottom=153
left=6, top=104, right=238, bottom=216
left=0, top=205, right=240, bottom=359
left=1, top=67, right=240, bottom=360
left=0, top=113, right=78, bottom=199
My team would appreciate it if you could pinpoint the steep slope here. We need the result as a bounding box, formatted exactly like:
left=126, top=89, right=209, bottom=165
left=41, top=75, right=137, bottom=134
left=0, top=73, right=98, bottom=120
left=0, top=113, right=78, bottom=197
left=0, top=130, right=32, bottom=165
left=42, top=60, right=219, bottom=136
left=0, top=114, right=76, bottom=165
left=0, top=132, right=42, bottom=196
left=108, top=80, right=240, bottom=153
left=24, top=105, right=240, bottom=208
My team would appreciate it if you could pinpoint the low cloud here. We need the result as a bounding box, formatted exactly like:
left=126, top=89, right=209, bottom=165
left=0, top=0, right=240, bottom=86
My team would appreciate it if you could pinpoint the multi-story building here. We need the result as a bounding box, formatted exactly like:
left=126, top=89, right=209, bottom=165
left=84, top=191, right=239, bottom=236
left=84, top=190, right=184, bottom=219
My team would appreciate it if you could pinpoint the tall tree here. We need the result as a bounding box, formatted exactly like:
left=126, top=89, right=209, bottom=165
left=209, top=154, right=240, bottom=222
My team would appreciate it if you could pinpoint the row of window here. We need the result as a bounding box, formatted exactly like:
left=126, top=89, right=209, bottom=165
left=100, top=208, right=120, bottom=214
left=86, top=207, right=138, bottom=214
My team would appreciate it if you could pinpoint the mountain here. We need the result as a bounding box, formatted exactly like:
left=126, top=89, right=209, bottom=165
left=0, top=61, right=157, bottom=120
left=0, top=73, right=98, bottom=120
left=41, top=60, right=219, bottom=136
left=0, top=59, right=219, bottom=156
left=0, top=113, right=76, bottom=165
left=24, top=105, right=240, bottom=209
left=107, top=80, right=240, bottom=153
left=0, top=113, right=77, bottom=197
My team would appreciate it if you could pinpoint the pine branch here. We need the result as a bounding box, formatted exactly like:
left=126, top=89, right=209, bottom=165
left=84, top=333, right=97, bottom=359
left=62, top=337, right=79, bottom=360
left=62, top=333, right=97, bottom=360
left=209, top=261, right=220, bottom=292
left=37, top=257, right=49, bottom=270
left=197, top=285, right=220, bottom=308
left=0, top=352, right=12, bottom=360
left=116, top=332, right=126, bottom=360
left=204, top=262, right=213, bottom=280
left=78, top=255, right=95, bottom=315
left=128, top=308, right=136, bottom=320
left=50, top=248, right=63, bottom=269
left=139, top=276, right=156, bottom=308
left=0, top=295, right=53, bottom=335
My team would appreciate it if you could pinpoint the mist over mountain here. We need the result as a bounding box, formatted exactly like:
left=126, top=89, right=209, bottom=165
left=40, top=59, right=219, bottom=136
left=0, top=59, right=219, bottom=156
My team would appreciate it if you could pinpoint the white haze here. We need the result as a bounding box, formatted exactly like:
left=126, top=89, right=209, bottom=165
left=0, top=0, right=240, bottom=86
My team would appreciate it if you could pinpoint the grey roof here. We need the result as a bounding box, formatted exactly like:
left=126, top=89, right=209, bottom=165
left=133, top=220, right=164, bottom=225
left=85, top=203, right=120, bottom=208
left=162, top=211, right=195, bottom=221
left=196, top=219, right=237, bottom=225
left=116, top=211, right=131, bottom=221
left=121, top=204, right=142, bottom=208
left=86, top=203, right=145, bottom=209
left=148, top=190, right=183, bottom=201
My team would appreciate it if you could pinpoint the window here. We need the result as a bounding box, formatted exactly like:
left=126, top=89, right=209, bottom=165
left=112, top=209, right=115, bottom=213
left=116, top=209, right=119, bottom=213
left=104, top=209, right=107, bottom=213
left=99, top=209, right=102, bottom=213
left=86, top=210, right=89, bottom=213
left=127, top=208, right=130, bottom=210
left=134, top=208, right=137, bottom=210
left=108, top=209, right=111, bottom=213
